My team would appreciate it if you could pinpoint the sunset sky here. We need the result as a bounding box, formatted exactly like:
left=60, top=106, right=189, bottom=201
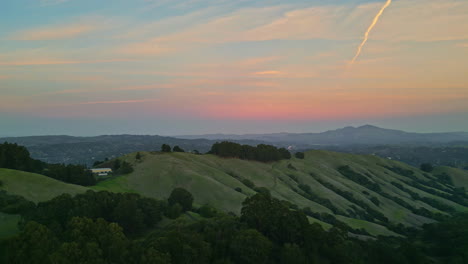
left=1, top=0, right=468, bottom=136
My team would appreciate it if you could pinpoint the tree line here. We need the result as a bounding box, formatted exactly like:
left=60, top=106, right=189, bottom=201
left=0, top=142, right=96, bottom=186
left=209, top=141, right=291, bottom=162
left=2, top=187, right=467, bottom=263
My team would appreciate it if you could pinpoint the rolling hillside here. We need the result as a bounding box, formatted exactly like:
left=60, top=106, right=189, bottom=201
left=95, top=150, right=468, bottom=236
left=0, top=168, right=88, bottom=203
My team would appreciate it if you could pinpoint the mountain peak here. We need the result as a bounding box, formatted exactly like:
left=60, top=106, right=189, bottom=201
left=357, top=125, right=381, bottom=129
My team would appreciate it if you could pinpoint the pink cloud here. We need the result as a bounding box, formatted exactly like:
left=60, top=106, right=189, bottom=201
left=253, top=70, right=282, bottom=76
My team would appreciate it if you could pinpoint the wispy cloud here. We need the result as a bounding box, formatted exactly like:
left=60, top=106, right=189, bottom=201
left=0, top=59, right=135, bottom=66
left=79, top=99, right=159, bottom=105
left=40, top=0, right=70, bottom=6
left=114, top=0, right=468, bottom=58
left=11, top=22, right=97, bottom=40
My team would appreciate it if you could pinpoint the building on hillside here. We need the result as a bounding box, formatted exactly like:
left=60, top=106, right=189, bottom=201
left=91, top=168, right=113, bottom=177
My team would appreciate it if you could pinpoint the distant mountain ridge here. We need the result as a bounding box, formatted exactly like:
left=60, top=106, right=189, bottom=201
left=0, top=135, right=265, bottom=165
left=176, top=125, right=468, bottom=145
left=2, top=125, right=468, bottom=166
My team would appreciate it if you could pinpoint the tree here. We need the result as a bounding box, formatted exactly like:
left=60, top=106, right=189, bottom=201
left=165, top=203, right=183, bottom=219
left=280, top=243, right=307, bottom=264
left=117, top=161, right=133, bottom=175
left=135, top=152, right=142, bottom=160
left=168, top=188, right=194, bottom=211
left=241, top=193, right=308, bottom=244
left=161, top=144, right=172, bottom=153
left=140, top=248, right=171, bottom=264
left=278, top=148, right=292, bottom=159
left=420, top=163, right=434, bottom=172
left=173, top=146, right=185, bottom=152
left=113, top=159, right=121, bottom=171
left=199, top=204, right=217, bottom=218
left=230, top=229, right=272, bottom=264
left=295, top=152, right=305, bottom=159
left=8, top=221, right=59, bottom=264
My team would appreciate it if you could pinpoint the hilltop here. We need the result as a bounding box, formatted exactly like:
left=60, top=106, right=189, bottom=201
left=0, top=168, right=88, bottom=203
left=95, top=150, right=468, bottom=236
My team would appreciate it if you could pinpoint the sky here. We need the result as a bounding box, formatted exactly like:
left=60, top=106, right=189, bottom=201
left=1, top=0, right=468, bottom=136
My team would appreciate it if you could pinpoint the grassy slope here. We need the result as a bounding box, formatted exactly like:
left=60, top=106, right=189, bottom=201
left=95, top=150, right=467, bottom=237
left=433, top=166, right=468, bottom=189
left=0, top=168, right=88, bottom=203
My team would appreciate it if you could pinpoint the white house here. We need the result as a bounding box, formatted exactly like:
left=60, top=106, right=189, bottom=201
left=90, top=168, right=113, bottom=177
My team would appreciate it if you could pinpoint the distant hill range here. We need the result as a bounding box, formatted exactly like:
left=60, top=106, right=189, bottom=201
left=177, top=125, right=468, bottom=146
left=1, top=125, right=468, bottom=167
left=0, top=135, right=264, bottom=165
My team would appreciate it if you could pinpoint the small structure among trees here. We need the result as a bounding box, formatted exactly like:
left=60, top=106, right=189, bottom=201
left=90, top=168, right=113, bottom=177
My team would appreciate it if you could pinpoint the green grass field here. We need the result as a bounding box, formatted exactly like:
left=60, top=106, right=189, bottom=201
left=93, top=150, right=468, bottom=235
left=0, top=168, right=88, bottom=203
left=2, top=150, right=467, bottom=237
left=433, top=166, right=468, bottom=189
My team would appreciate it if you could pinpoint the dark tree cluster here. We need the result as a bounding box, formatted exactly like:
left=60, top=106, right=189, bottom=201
left=44, top=164, right=96, bottom=186
left=337, top=165, right=382, bottom=192
left=0, top=142, right=45, bottom=173
left=0, top=190, right=35, bottom=215
left=160, top=144, right=185, bottom=153
left=0, top=142, right=96, bottom=186
left=3, top=187, right=468, bottom=264
left=295, top=152, right=305, bottom=159
left=111, top=159, right=134, bottom=175
left=420, top=163, right=434, bottom=172
left=23, top=190, right=165, bottom=236
left=210, top=141, right=291, bottom=162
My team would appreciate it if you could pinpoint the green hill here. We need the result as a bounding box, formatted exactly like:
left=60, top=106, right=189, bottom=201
left=94, top=150, right=468, bottom=236
left=433, top=166, right=468, bottom=189
left=0, top=168, right=88, bottom=203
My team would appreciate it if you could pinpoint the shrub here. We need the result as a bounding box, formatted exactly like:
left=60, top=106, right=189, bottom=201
left=199, top=204, right=217, bottom=218
left=117, top=161, right=133, bottom=175
left=295, top=152, right=305, bottom=159
left=242, top=179, right=255, bottom=189
left=173, top=146, right=185, bottom=152
left=235, top=187, right=243, bottom=193
left=420, top=163, right=434, bottom=173
left=254, top=187, right=270, bottom=196
left=370, top=196, right=380, bottom=206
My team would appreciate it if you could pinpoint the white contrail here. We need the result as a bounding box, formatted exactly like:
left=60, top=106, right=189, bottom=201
left=350, top=0, right=392, bottom=64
